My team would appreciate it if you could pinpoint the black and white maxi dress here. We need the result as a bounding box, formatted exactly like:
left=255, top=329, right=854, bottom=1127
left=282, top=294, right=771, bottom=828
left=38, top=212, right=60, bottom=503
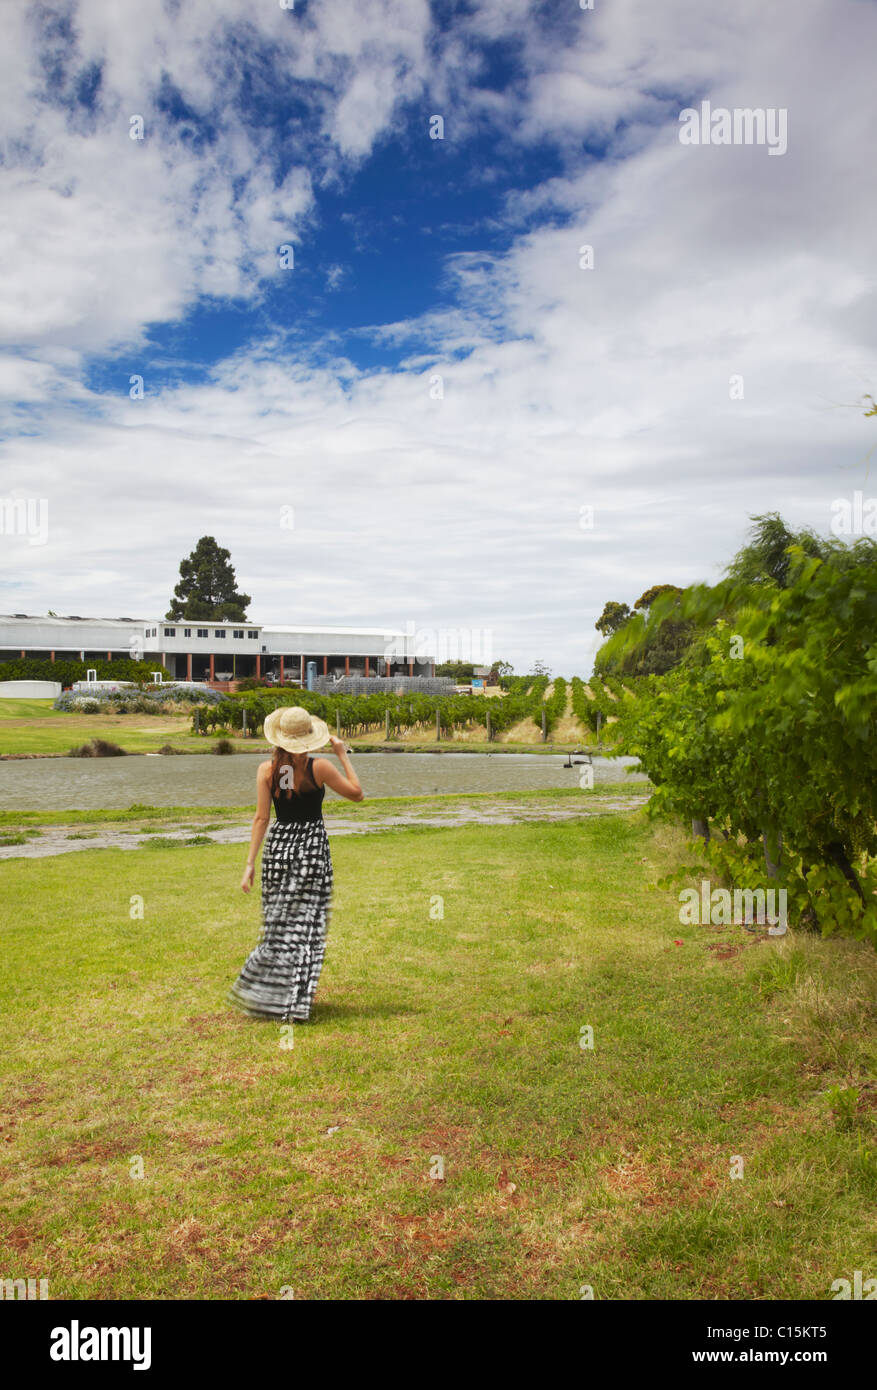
left=229, top=757, right=333, bottom=1023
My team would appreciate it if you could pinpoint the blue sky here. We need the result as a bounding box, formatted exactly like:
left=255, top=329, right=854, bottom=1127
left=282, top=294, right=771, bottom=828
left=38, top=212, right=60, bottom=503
left=84, top=42, right=572, bottom=389
left=1, top=0, right=876, bottom=673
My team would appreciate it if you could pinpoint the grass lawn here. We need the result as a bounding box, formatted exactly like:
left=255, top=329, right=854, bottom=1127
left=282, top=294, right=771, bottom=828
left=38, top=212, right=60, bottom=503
left=1, top=809, right=875, bottom=1299
left=0, top=700, right=207, bottom=756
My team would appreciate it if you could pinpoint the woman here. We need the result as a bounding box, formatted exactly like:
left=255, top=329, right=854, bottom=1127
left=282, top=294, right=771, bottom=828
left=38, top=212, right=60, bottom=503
left=230, top=705, right=363, bottom=1023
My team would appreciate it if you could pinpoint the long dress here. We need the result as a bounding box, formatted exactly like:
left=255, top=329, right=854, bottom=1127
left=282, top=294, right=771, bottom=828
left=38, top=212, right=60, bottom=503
left=229, top=756, right=333, bottom=1022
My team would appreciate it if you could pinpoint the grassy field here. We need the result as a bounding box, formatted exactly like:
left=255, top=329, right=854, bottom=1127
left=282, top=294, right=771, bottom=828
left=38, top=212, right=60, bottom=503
left=0, top=699, right=208, bottom=756
left=1, top=804, right=875, bottom=1299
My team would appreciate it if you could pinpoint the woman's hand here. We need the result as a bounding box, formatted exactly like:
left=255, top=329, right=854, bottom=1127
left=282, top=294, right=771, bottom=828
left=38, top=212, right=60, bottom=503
left=329, top=735, right=349, bottom=757
left=241, top=863, right=255, bottom=893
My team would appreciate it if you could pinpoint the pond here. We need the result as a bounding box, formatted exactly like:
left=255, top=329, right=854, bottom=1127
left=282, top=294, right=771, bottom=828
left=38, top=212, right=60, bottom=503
left=0, top=751, right=646, bottom=811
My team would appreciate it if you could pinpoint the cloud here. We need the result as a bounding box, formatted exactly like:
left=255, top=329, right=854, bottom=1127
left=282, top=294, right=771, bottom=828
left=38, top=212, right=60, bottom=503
left=2, top=0, right=877, bottom=674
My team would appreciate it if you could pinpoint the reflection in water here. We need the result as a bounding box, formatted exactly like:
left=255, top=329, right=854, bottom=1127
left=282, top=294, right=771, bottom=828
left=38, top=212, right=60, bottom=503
left=0, top=751, right=646, bottom=812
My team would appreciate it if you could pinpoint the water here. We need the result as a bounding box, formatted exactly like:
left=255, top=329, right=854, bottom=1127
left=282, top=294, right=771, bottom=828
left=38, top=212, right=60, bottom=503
left=0, top=752, right=646, bottom=811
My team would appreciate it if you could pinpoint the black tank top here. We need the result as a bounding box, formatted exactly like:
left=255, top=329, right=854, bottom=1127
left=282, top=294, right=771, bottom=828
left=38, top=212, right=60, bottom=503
left=271, top=755, right=326, bottom=824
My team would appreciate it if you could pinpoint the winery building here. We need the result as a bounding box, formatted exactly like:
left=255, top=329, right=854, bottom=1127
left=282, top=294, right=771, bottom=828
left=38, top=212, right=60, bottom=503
left=0, top=614, right=436, bottom=684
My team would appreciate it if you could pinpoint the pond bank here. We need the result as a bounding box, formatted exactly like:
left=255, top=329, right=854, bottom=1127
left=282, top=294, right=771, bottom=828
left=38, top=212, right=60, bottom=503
left=0, top=789, right=649, bottom=858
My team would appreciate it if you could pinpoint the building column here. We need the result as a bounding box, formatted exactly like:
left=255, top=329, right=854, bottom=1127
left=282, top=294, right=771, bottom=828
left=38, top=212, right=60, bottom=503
left=322, top=656, right=328, bottom=676
left=107, top=650, right=112, bottom=661
left=279, top=656, right=284, bottom=685
left=20, top=649, right=25, bottom=659
left=431, top=663, right=435, bottom=677
left=186, top=652, right=192, bottom=681
left=256, top=653, right=261, bottom=679
left=408, top=659, right=414, bottom=676
left=365, top=656, right=370, bottom=677
left=345, top=656, right=350, bottom=676
left=209, top=654, right=215, bottom=682
left=50, top=651, right=55, bottom=662
left=299, top=655, right=304, bottom=684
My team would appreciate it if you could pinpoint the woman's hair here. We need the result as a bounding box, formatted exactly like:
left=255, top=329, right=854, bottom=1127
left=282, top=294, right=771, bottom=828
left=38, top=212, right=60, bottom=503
left=269, top=746, right=316, bottom=799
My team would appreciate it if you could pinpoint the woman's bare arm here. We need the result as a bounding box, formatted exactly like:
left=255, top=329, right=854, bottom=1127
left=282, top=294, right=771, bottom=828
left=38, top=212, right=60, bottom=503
left=314, top=737, right=364, bottom=802
left=241, top=761, right=272, bottom=892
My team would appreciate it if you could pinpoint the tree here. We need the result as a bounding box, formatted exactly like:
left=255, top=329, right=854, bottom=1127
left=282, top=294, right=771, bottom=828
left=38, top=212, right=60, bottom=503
left=436, top=662, right=476, bottom=681
left=167, top=538, right=251, bottom=622
left=530, top=659, right=551, bottom=677
left=726, top=513, right=827, bottom=590
left=595, top=587, right=693, bottom=676
left=619, top=536, right=877, bottom=944
left=634, top=584, right=682, bottom=611
left=595, top=601, right=632, bottom=636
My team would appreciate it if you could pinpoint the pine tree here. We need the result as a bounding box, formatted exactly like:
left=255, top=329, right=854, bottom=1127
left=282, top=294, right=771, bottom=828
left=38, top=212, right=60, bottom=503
left=166, top=537, right=251, bottom=621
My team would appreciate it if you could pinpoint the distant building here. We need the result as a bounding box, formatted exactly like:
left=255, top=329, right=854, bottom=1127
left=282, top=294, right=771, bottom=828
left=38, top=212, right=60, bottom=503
left=0, top=614, right=436, bottom=685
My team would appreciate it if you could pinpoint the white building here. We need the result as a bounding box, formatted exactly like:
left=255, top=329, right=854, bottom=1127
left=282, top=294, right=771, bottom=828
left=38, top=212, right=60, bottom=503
left=0, top=614, right=436, bottom=685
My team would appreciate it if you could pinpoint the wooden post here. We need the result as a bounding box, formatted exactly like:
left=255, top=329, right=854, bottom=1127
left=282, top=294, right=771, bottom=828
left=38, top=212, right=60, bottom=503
left=385, top=710, right=390, bottom=740
left=541, top=710, right=547, bottom=743
left=436, top=709, right=441, bottom=741
left=486, top=710, right=492, bottom=742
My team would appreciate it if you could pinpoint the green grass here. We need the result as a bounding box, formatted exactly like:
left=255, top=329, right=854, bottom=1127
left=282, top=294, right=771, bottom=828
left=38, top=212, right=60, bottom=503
left=1, top=811, right=874, bottom=1299
left=0, top=701, right=208, bottom=756
left=0, top=698, right=61, bottom=718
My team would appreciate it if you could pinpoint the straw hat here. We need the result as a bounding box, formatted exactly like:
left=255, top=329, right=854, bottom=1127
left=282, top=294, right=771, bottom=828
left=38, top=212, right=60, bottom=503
left=262, top=704, right=330, bottom=753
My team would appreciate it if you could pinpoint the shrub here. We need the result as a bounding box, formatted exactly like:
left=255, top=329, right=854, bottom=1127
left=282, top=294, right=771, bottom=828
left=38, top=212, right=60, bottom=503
left=68, top=738, right=127, bottom=757
left=3, top=657, right=166, bottom=685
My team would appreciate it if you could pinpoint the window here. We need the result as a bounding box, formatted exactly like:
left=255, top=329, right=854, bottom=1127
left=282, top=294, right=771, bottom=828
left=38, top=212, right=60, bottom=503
left=214, top=629, right=226, bottom=638
left=197, top=628, right=208, bottom=638
left=233, top=629, right=244, bottom=639
left=164, top=627, right=175, bottom=637
left=184, top=628, right=191, bottom=637
left=247, top=631, right=258, bottom=639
